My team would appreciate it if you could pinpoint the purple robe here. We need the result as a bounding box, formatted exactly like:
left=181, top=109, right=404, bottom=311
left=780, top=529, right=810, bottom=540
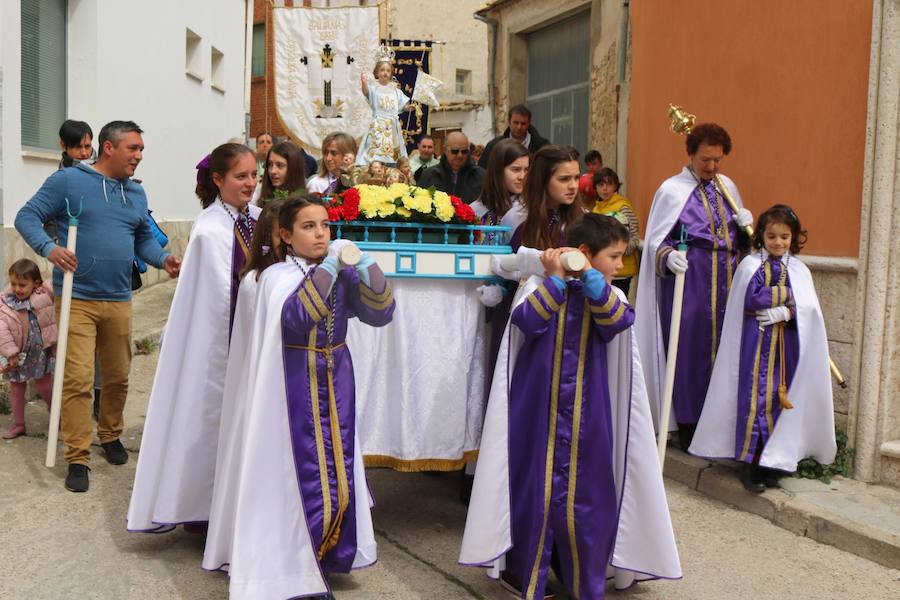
left=281, top=263, right=394, bottom=573
left=735, top=256, right=799, bottom=462
left=655, top=185, right=745, bottom=424
left=506, top=276, right=634, bottom=600
left=229, top=215, right=255, bottom=336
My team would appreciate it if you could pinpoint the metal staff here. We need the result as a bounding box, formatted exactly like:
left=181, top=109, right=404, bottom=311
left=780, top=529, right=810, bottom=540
left=667, top=103, right=847, bottom=388
left=46, top=200, right=81, bottom=468
left=658, top=227, right=688, bottom=467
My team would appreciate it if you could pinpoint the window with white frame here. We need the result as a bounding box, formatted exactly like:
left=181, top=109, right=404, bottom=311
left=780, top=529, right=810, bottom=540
left=186, top=28, right=203, bottom=80
left=20, top=0, right=67, bottom=151
left=211, top=47, right=225, bottom=92
left=455, top=69, right=472, bottom=96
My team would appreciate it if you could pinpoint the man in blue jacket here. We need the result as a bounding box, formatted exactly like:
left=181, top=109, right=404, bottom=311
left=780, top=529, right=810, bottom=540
left=16, top=120, right=181, bottom=492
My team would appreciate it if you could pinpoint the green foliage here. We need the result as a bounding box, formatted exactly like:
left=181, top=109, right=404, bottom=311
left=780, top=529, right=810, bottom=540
left=796, top=427, right=854, bottom=484
left=134, top=335, right=159, bottom=356
left=0, top=396, right=9, bottom=415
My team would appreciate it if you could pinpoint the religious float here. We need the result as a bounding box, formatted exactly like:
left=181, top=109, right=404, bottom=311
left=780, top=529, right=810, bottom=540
left=325, top=184, right=514, bottom=471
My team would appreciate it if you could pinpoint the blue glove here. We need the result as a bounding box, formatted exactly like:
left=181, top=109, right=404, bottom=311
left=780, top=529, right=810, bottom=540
left=318, top=255, right=340, bottom=279
left=581, top=268, right=607, bottom=300
left=355, top=251, right=375, bottom=287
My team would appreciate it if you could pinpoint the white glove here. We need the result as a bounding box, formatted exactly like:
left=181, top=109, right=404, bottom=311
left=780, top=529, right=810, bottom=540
left=327, top=239, right=357, bottom=266
left=756, top=306, right=791, bottom=327
left=666, top=250, right=688, bottom=274
left=736, top=208, right=754, bottom=228
left=476, top=284, right=504, bottom=307
left=516, top=246, right=545, bottom=279
left=491, top=255, right=519, bottom=280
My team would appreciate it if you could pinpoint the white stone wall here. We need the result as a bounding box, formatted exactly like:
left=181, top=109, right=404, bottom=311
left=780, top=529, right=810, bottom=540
left=0, top=0, right=247, bottom=232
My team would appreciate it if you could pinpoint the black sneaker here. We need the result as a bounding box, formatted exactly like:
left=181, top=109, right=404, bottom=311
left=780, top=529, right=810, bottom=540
left=65, top=464, right=90, bottom=492
left=101, top=439, right=129, bottom=465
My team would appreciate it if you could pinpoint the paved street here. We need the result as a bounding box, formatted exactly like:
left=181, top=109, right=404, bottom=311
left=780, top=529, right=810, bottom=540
left=1, top=281, right=898, bottom=599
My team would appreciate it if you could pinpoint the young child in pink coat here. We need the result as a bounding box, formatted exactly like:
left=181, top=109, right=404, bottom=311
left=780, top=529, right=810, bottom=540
left=1, top=259, right=57, bottom=439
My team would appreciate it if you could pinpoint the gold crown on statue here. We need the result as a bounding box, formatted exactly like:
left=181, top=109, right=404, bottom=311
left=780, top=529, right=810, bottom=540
left=374, top=44, right=396, bottom=64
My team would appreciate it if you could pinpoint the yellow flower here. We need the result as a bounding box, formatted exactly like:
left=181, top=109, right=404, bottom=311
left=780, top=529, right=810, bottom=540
left=433, top=190, right=454, bottom=222
left=376, top=199, right=397, bottom=218
left=396, top=206, right=412, bottom=218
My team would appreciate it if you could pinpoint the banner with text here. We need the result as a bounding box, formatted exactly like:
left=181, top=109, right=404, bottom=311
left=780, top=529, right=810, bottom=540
left=273, top=6, right=379, bottom=155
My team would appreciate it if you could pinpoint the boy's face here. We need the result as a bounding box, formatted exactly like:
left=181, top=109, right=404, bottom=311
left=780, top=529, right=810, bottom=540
left=595, top=180, right=617, bottom=201
left=584, top=240, right=627, bottom=282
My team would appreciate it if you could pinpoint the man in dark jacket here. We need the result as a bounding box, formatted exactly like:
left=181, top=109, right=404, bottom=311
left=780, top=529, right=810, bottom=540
left=418, top=131, right=486, bottom=204
left=478, top=104, right=550, bottom=168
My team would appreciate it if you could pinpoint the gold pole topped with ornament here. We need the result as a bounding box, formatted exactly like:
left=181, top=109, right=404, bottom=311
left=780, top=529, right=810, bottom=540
left=665, top=103, right=847, bottom=388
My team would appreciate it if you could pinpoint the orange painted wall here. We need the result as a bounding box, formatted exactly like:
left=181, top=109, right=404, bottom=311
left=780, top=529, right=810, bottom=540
left=626, top=1, right=872, bottom=256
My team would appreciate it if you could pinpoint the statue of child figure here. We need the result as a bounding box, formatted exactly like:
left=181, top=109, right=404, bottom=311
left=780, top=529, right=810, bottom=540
left=357, top=45, right=415, bottom=167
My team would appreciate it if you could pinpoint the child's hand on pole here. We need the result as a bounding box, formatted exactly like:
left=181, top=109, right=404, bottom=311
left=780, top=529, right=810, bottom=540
left=540, top=248, right=566, bottom=279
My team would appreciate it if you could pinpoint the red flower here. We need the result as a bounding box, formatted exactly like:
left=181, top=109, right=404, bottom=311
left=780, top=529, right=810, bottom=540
left=453, top=200, right=476, bottom=223
left=341, top=188, right=361, bottom=205
left=327, top=205, right=344, bottom=222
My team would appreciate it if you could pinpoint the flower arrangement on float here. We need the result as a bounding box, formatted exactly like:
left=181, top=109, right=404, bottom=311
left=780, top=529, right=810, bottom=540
left=324, top=183, right=476, bottom=225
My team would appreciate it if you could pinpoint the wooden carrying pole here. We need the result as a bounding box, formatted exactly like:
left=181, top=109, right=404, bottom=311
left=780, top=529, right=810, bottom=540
left=46, top=211, right=79, bottom=468
left=657, top=235, right=688, bottom=468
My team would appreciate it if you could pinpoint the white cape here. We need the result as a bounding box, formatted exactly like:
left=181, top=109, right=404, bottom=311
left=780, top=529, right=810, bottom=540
left=202, top=262, right=376, bottom=599
left=459, top=277, right=681, bottom=585
left=128, top=202, right=260, bottom=531
left=689, top=255, right=836, bottom=471
left=633, top=167, right=743, bottom=432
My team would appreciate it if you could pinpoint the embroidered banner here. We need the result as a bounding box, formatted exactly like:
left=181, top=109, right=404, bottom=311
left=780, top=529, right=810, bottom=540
left=382, top=40, right=433, bottom=153
left=273, top=6, right=380, bottom=155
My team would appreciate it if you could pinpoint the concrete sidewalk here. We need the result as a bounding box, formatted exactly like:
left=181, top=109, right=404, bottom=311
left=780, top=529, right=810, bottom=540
left=664, top=448, right=900, bottom=571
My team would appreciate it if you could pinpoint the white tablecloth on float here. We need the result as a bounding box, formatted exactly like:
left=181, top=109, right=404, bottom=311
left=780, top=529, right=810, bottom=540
left=347, top=278, right=488, bottom=471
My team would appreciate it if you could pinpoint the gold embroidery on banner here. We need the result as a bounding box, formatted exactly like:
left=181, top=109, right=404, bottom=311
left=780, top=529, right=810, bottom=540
left=537, top=285, right=560, bottom=312
left=566, top=302, right=591, bottom=594
left=306, top=328, right=333, bottom=545
left=527, top=293, right=552, bottom=321
left=527, top=300, right=568, bottom=600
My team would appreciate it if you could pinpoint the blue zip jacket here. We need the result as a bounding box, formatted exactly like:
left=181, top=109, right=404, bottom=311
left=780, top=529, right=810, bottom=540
left=15, top=162, right=170, bottom=301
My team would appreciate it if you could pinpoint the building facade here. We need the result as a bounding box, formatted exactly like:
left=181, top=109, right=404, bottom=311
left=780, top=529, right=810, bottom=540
left=479, top=0, right=900, bottom=488
left=1, top=0, right=249, bottom=285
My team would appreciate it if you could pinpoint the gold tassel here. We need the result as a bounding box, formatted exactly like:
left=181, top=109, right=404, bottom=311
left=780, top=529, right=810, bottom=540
left=777, top=323, right=793, bottom=409
left=778, top=384, right=793, bottom=410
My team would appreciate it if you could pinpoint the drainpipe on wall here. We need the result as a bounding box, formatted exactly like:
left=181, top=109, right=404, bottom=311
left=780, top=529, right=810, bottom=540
left=615, top=1, right=630, bottom=182
left=243, top=0, right=254, bottom=141
left=617, top=1, right=629, bottom=84
left=474, top=12, right=498, bottom=136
